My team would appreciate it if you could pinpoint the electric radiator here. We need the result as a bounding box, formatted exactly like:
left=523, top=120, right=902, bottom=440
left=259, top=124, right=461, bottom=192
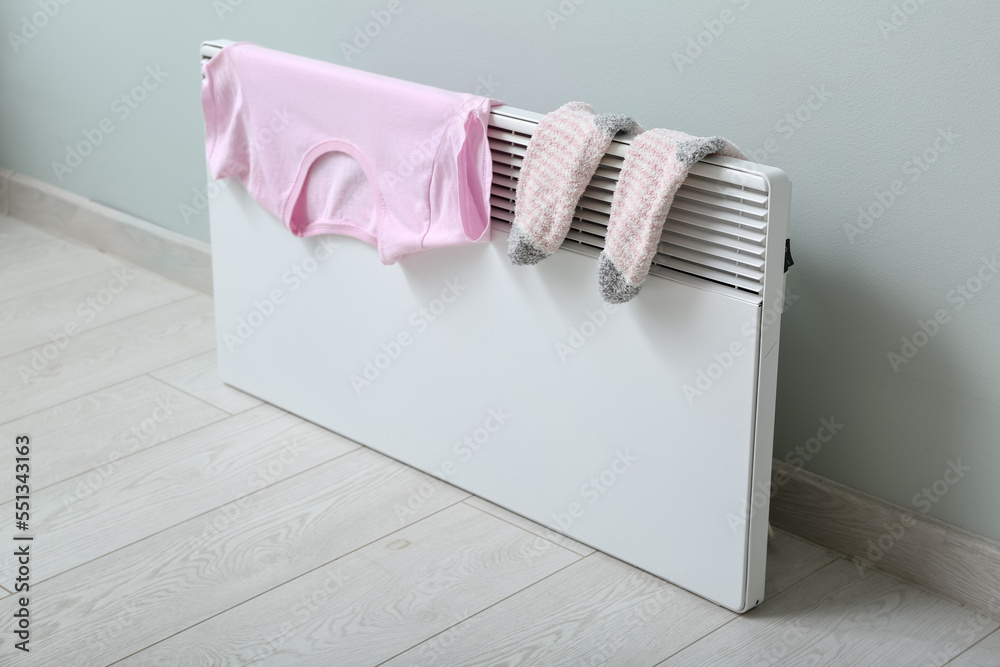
left=201, top=40, right=791, bottom=612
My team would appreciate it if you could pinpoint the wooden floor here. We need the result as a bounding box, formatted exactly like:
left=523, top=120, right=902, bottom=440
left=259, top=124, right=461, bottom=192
left=0, top=214, right=997, bottom=666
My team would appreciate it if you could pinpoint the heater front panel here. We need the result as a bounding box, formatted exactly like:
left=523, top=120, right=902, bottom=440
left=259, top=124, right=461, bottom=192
left=210, top=179, right=763, bottom=611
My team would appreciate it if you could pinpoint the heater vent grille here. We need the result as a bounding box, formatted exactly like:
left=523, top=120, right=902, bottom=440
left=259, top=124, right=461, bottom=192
left=487, top=110, right=770, bottom=297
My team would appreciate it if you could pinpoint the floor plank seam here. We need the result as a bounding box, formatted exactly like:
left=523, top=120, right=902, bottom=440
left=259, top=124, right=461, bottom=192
left=843, top=552, right=1000, bottom=624
left=766, top=537, right=846, bottom=591
left=0, top=216, right=203, bottom=302
left=652, top=557, right=845, bottom=665
left=771, top=526, right=847, bottom=563
left=0, top=264, right=124, bottom=310
left=0, top=287, right=199, bottom=361
left=3, top=211, right=210, bottom=297
left=3, top=214, right=105, bottom=253
left=3, top=215, right=171, bottom=284
left=228, top=399, right=404, bottom=461
left=0, top=384, right=232, bottom=497
left=141, top=348, right=225, bottom=385
left=461, top=498, right=590, bottom=557
left=141, top=372, right=237, bottom=416
left=0, top=230, right=70, bottom=257
left=22, top=436, right=365, bottom=589
left=652, top=615, right=739, bottom=667
left=148, top=369, right=268, bottom=418
left=373, top=553, right=593, bottom=667
left=944, top=626, right=999, bottom=665
left=105, top=495, right=470, bottom=666
left=0, top=298, right=211, bottom=428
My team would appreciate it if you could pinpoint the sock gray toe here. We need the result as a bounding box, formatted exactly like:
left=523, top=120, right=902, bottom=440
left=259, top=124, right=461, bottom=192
left=597, top=252, right=642, bottom=304
left=675, top=136, right=729, bottom=169
left=507, top=222, right=550, bottom=265
left=594, top=113, right=641, bottom=138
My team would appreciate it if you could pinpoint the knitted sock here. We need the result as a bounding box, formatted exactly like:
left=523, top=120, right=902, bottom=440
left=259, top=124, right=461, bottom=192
left=508, top=101, right=640, bottom=265
left=598, top=129, right=746, bottom=303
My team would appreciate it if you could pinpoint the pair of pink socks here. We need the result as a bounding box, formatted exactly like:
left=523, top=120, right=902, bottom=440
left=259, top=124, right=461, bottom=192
left=508, top=102, right=745, bottom=303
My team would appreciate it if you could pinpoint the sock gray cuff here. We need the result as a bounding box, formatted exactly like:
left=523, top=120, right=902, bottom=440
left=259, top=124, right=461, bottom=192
left=675, top=136, right=740, bottom=168
left=594, top=113, right=642, bottom=138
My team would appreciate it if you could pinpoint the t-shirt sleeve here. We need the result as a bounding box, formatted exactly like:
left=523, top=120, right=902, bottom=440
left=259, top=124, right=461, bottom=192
left=201, top=50, right=251, bottom=182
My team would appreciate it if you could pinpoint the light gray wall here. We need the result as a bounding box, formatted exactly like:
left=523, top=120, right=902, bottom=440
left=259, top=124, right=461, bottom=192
left=2, top=2, right=998, bottom=540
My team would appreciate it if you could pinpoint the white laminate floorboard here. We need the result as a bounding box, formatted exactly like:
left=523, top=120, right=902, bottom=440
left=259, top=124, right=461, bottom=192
left=118, top=503, right=579, bottom=666
left=151, top=350, right=263, bottom=414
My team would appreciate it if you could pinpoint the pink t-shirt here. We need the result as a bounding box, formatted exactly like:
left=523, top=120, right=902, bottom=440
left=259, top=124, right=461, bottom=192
left=201, top=42, right=500, bottom=264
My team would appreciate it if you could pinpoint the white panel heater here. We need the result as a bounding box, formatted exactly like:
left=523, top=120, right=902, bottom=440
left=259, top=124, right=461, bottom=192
left=201, top=40, right=791, bottom=612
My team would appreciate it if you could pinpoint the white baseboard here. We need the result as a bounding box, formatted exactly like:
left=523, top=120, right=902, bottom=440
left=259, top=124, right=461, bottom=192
left=770, top=459, right=1000, bottom=622
left=2, top=171, right=212, bottom=295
